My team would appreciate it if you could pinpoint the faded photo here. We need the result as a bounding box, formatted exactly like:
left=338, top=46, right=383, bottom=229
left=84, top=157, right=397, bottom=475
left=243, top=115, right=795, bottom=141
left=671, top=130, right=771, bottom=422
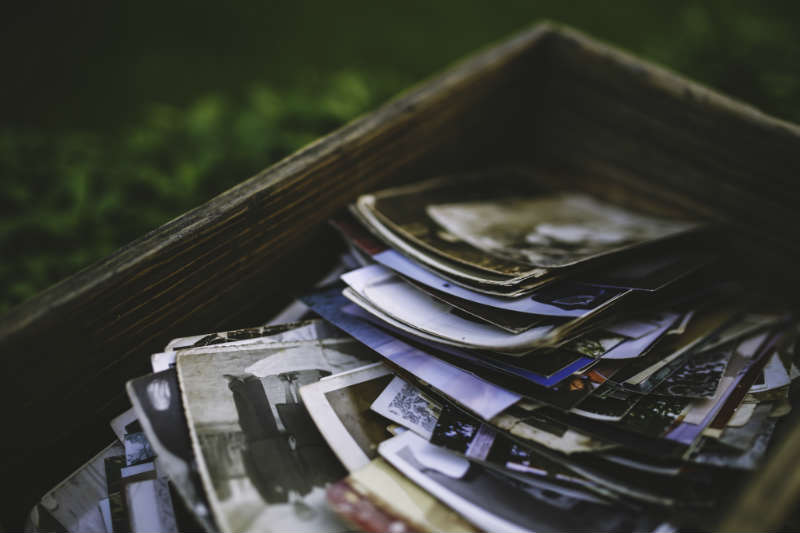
left=165, top=319, right=343, bottom=352
left=300, top=363, right=397, bottom=471
left=126, top=369, right=217, bottom=532
left=427, top=193, right=697, bottom=268
left=364, top=174, right=545, bottom=278
left=177, top=339, right=376, bottom=533
left=381, top=432, right=653, bottom=533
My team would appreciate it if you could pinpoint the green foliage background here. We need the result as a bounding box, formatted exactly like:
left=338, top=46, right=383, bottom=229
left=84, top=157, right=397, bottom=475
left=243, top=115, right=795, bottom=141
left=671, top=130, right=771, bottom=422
left=2, top=1, right=799, bottom=313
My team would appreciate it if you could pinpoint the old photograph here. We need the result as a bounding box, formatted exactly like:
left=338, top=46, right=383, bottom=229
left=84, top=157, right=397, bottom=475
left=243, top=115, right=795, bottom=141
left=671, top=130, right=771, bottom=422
left=600, top=312, right=680, bottom=359
left=302, top=286, right=521, bottom=420
left=427, top=193, right=698, bottom=268
left=341, top=265, right=557, bottom=354
left=27, top=442, right=123, bottom=533
left=362, top=175, right=548, bottom=279
left=154, top=320, right=346, bottom=372
left=570, top=386, right=644, bottom=422
left=177, top=338, right=377, bottom=532
left=127, top=368, right=217, bottom=532
left=404, top=278, right=547, bottom=333
left=300, top=363, right=396, bottom=471
left=565, top=331, right=626, bottom=358
left=380, top=431, right=650, bottom=533
left=332, top=458, right=478, bottom=533
left=165, top=320, right=318, bottom=351
left=579, top=250, right=712, bottom=291
left=374, top=248, right=626, bottom=317
left=370, top=374, right=442, bottom=440
left=651, top=346, right=735, bottom=399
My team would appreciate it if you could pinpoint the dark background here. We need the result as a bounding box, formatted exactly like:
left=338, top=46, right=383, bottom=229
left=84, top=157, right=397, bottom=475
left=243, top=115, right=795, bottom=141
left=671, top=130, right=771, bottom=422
left=2, top=0, right=799, bottom=314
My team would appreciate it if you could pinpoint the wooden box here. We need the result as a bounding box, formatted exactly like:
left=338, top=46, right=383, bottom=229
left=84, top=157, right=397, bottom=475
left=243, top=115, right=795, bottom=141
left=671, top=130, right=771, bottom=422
left=2, top=23, right=799, bottom=530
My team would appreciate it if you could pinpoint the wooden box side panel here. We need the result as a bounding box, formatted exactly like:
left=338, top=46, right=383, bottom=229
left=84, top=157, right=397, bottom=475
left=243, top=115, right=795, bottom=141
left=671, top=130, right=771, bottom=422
left=524, top=27, right=800, bottom=531
left=0, top=26, right=549, bottom=527
left=521, top=27, right=800, bottom=274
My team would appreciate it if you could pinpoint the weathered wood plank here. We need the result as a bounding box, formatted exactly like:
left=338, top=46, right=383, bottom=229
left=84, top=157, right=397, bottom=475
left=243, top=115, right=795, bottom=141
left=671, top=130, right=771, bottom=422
left=0, top=23, right=550, bottom=528
left=528, top=26, right=800, bottom=530
left=528, top=27, right=800, bottom=257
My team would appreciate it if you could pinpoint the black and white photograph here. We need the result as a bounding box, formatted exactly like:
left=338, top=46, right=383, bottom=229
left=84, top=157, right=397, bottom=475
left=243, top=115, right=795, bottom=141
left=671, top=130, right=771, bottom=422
left=125, top=478, right=178, bottom=533
left=370, top=375, right=442, bottom=440
left=570, top=385, right=644, bottom=422
left=611, top=306, right=740, bottom=389
left=177, top=339, right=376, bottom=532
left=490, top=404, right=616, bottom=455
left=426, top=192, right=698, bottom=268
left=26, top=442, right=124, bottom=533
left=380, top=431, right=655, bottom=533
left=432, top=404, right=582, bottom=484
left=299, top=363, right=396, bottom=471
left=153, top=320, right=346, bottom=372
left=362, top=174, right=548, bottom=279
left=651, top=345, right=735, bottom=399
left=615, top=396, right=691, bottom=440
left=164, top=320, right=342, bottom=352
left=303, top=286, right=522, bottom=420
left=127, top=369, right=217, bottom=532
left=123, top=432, right=155, bottom=467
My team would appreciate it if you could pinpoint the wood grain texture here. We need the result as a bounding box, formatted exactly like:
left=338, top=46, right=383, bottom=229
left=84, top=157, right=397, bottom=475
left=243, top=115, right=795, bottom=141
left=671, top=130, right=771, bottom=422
left=2, top=22, right=800, bottom=530
left=520, top=26, right=800, bottom=530
left=0, top=23, right=549, bottom=528
left=525, top=26, right=800, bottom=267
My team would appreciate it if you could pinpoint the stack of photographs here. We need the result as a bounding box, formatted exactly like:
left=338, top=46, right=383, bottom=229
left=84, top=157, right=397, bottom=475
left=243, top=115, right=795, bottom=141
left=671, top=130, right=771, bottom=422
left=27, top=170, right=800, bottom=533
left=311, top=171, right=798, bottom=531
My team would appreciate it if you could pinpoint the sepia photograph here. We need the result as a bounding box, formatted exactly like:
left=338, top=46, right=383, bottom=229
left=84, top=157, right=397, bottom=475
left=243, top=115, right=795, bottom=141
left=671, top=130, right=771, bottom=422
left=491, top=405, right=615, bottom=456
left=426, top=193, right=698, bottom=269
left=363, top=174, right=548, bottom=278
left=152, top=320, right=348, bottom=372
left=354, top=195, right=545, bottom=291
